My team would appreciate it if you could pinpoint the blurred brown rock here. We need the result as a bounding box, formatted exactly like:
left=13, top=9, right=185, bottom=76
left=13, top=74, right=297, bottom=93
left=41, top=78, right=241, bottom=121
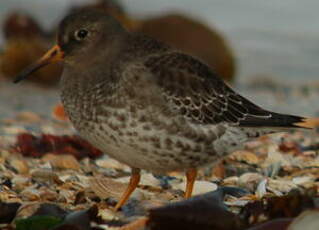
left=3, top=12, right=44, bottom=39
left=0, top=12, right=62, bottom=86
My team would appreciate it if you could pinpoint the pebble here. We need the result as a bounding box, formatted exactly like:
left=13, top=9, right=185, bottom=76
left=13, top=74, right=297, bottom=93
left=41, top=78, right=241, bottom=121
left=31, top=169, right=62, bottom=184
left=45, top=154, right=81, bottom=170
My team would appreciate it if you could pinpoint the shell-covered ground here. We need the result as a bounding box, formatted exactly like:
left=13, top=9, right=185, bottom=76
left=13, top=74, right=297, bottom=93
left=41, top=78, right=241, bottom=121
left=0, top=76, right=318, bottom=230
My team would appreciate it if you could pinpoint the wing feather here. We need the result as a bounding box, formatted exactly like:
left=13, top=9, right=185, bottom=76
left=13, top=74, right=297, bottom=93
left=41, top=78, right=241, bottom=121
left=144, top=52, right=303, bottom=127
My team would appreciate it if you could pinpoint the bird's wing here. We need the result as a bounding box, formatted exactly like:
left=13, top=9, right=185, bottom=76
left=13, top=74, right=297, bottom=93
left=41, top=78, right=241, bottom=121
left=144, top=52, right=304, bottom=127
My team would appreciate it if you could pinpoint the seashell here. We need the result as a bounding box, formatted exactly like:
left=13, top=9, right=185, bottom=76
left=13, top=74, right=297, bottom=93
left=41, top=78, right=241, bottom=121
left=292, top=176, right=315, bottom=185
left=230, top=150, right=260, bottom=165
left=224, top=199, right=250, bottom=207
left=304, top=158, right=319, bottom=168
left=222, top=176, right=239, bottom=186
left=115, top=173, right=161, bottom=188
left=302, top=151, right=316, bottom=157
left=238, top=173, right=264, bottom=192
left=264, top=161, right=282, bottom=178
left=59, top=174, right=75, bottom=183
left=95, top=157, right=130, bottom=172
left=57, top=189, right=74, bottom=203
left=39, top=162, right=52, bottom=170
left=268, top=178, right=297, bottom=193
left=266, top=187, right=283, bottom=196
left=75, top=175, right=90, bottom=188
left=140, top=174, right=161, bottom=187
left=9, top=157, right=29, bottom=175
left=97, top=208, right=116, bottom=221
left=263, top=145, right=291, bottom=167
left=41, top=153, right=59, bottom=162
left=89, top=177, right=143, bottom=200
left=48, top=154, right=81, bottom=170
left=39, top=189, right=59, bottom=201
left=0, top=150, right=11, bottom=163
left=174, top=180, right=218, bottom=196
left=11, top=175, right=31, bottom=192
left=20, top=187, right=41, bottom=201
left=255, top=178, right=268, bottom=198
left=0, top=189, right=21, bottom=202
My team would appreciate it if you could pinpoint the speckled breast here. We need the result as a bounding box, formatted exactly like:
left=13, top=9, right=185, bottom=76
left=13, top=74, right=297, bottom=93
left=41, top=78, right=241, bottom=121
left=61, top=90, right=233, bottom=173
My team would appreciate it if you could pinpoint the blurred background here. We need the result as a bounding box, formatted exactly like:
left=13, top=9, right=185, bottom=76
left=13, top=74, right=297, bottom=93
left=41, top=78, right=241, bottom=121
left=0, top=0, right=319, bottom=119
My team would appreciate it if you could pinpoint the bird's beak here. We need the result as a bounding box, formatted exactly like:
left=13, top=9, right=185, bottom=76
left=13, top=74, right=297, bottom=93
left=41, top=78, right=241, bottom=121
left=13, top=44, right=64, bottom=83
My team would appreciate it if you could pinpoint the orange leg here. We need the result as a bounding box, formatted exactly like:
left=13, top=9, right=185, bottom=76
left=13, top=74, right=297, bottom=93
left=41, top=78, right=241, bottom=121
left=184, top=168, right=197, bottom=198
left=114, top=168, right=141, bottom=211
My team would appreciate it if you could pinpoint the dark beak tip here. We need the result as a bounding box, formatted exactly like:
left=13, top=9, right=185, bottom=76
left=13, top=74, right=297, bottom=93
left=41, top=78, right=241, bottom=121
left=13, top=78, right=21, bottom=84
left=11, top=59, right=46, bottom=84
left=13, top=70, right=29, bottom=84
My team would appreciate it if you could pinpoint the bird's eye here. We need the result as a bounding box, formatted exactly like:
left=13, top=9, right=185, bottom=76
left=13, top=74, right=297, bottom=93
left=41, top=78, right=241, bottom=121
left=74, top=29, right=89, bottom=41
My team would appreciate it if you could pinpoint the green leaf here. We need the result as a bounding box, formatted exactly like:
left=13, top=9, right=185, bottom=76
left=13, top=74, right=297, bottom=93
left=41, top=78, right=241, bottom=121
left=15, top=215, right=63, bottom=230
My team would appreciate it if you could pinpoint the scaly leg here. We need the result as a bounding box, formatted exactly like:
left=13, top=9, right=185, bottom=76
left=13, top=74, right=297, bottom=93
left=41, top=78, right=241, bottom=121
left=184, top=168, right=197, bottom=198
left=114, top=168, right=141, bottom=211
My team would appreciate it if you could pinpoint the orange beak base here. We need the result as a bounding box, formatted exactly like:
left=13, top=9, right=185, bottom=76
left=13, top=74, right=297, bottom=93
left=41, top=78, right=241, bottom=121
left=13, top=45, right=64, bottom=83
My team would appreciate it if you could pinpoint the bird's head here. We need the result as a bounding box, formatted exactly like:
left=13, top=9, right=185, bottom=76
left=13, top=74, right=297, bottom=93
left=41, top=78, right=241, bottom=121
left=14, top=9, right=126, bottom=83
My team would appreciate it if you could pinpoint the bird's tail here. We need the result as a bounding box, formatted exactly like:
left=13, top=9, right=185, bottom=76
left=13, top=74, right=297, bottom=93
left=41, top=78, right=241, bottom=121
left=239, top=111, right=319, bottom=130
left=293, top=117, right=319, bottom=129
